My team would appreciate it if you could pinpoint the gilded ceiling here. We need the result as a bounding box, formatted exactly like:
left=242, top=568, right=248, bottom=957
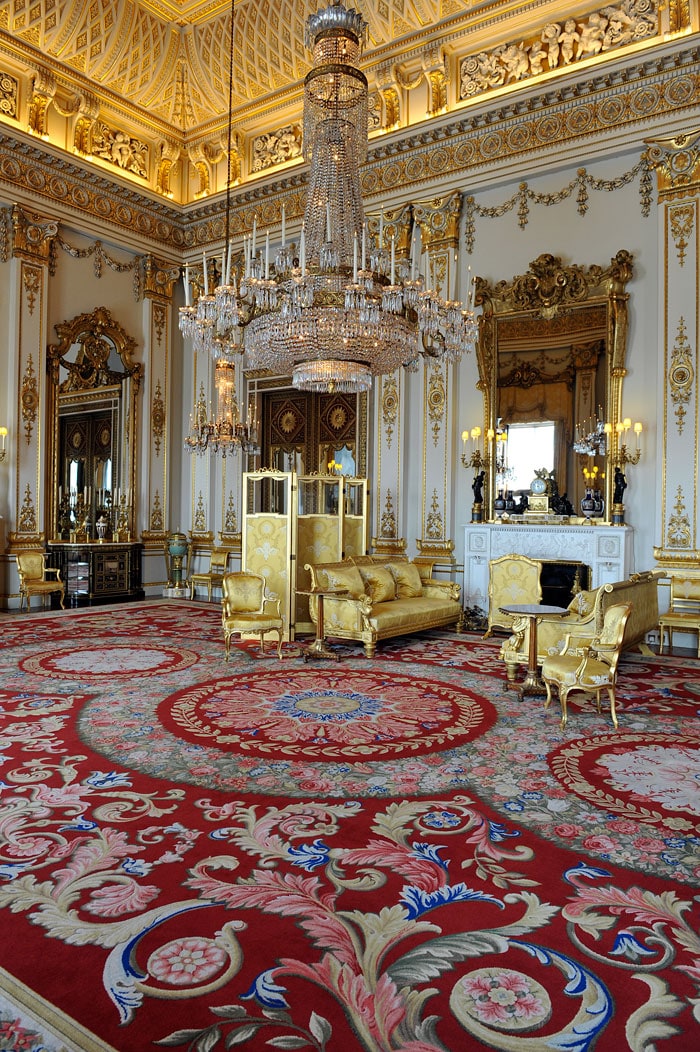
left=0, top=0, right=481, bottom=130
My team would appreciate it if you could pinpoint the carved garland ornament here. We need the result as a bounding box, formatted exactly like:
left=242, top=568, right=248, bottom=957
left=18, top=484, right=38, bottom=534
left=150, top=491, right=164, bottom=534
left=669, top=317, right=694, bottom=435
left=21, top=354, right=38, bottom=443
left=380, top=490, right=397, bottom=540
left=667, top=485, right=691, bottom=548
left=224, top=493, right=238, bottom=535
left=152, top=380, right=165, bottom=457
left=381, top=375, right=398, bottom=449
left=23, top=265, right=41, bottom=315
left=670, top=204, right=695, bottom=267
left=425, top=490, right=444, bottom=540
left=427, top=365, right=446, bottom=447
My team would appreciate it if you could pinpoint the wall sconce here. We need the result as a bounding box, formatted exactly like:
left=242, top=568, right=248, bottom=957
left=613, top=417, right=642, bottom=467
left=461, top=426, right=489, bottom=472
left=0, top=426, right=7, bottom=461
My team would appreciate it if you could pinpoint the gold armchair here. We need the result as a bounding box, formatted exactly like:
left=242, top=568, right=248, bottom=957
left=484, top=554, right=542, bottom=638
left=542, top=603, right=632, bottom=729
left=221, top=572, right=283, bottom=660
left=190, top=548, right=229, bottom=601
left=16, top=551, right=65, bottom=612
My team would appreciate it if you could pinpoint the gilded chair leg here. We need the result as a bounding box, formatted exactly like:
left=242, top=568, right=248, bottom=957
left=559, top=688, right=568, bottom=730
left=543, top=679, right=553, bottom=710
left=275, top=628, right=283, bottom=659
left=608, top=687, right=618, bottom=729
left=224, top=632, right=231, bottom=661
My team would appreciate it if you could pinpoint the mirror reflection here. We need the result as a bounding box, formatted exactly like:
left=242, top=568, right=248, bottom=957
left=47, top=307, right=142, bottom=542
left=474, top=251, right=633, bottom=520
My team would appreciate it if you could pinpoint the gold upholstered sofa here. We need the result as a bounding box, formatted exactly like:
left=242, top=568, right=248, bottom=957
left=305, top=555, right=463, bottom=658
left=500, top=569, right=662, bottom=683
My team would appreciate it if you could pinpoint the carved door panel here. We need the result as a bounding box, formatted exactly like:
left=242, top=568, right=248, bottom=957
left=263, top=391, right=359, bottom=474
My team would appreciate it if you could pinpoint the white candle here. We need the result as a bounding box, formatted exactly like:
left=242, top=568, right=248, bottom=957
left=410, top=232, right=416, bottom=280
left=281, top=203, right=286, bottom=246
left=353, top=232, right=358, bottom=282
left=300, top=226, right=306, bottom=275
left=221, top=248, right=226, bottom=287
left=379, top=210, right=384, bottom=245
left=326, top=202, right=331, bottom=242
left=184, top=264, right=191, bottom=307
left=390, top=236, right=395, bottom=285
left=202, top=250, right=209, bottom=295
left=252, top=216, right=257, bottom=257
left=59, top=485, right=63, bottom=501
left=361, top=224, right=366, bottom=271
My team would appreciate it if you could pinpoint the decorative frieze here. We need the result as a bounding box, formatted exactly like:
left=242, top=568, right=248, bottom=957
left=91, top=122, right=148, bottom=179
left=459, top=1, right=659, bottom=102
left=252, top=124, right=301, bottom=173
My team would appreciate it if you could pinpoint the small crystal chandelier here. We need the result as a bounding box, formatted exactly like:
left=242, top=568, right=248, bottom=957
left=179, top=0, right=478, bottom=394
left=184, top=361, right=258, bottom=457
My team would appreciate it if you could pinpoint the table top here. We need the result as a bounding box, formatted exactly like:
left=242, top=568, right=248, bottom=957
left=499, top=603, right=570, bottom=617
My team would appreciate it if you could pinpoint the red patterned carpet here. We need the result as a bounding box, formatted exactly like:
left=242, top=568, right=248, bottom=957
left=0, top=601, right=699, bottom=1051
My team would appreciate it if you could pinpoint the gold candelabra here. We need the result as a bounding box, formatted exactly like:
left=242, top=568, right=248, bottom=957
left=611, top=417, right=642, bottom=467
left=460, top=427, right=490, bottom=473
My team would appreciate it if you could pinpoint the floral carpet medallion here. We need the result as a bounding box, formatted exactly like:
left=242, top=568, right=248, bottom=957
left=549, top=734, right=700, bottom=834
left=79, top=666, right=496, bottom=798
left=21, top=642, right=200, bottom=679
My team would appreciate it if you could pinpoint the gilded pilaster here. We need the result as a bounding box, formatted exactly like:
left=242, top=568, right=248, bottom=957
left=412, top=194, right=462, bottom=563
left=371, top=371, right=406, bottom=555
left=648, top=131, right=700, bottom=566
left=5, top=205, right=57, bottom=552
left=140, top=255, right=177, bottom=545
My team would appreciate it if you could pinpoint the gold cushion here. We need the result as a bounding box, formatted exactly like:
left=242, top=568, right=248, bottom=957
left=359, top=565, right=396, bottom=603
left=568, top=589, right=596, bottom=616
left=314, top=563, right=366, bottom=599
left=386, top=561, right=423, bottom=599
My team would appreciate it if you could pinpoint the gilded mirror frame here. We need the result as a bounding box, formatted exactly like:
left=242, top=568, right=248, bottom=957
left=474, top=251, right=634, bottom=519
left=46, top=306, right=142, bottom=540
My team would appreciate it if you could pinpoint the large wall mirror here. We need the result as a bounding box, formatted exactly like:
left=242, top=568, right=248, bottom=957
left=474, top=251, right=633, bottom=519
left=46, top=307, right=142, bottom=541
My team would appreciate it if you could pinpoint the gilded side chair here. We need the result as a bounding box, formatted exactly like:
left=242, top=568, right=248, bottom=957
left=190, top=548, right=229, bottom=601
left=221, top=572, right=284, bottom=660
left=658, top=573, right=700, bottom=657
left=541, top=603, right=632, bottom=730
left=16, top=551, right=65, bottom=612
left=484, top=554, right=542, bottom=638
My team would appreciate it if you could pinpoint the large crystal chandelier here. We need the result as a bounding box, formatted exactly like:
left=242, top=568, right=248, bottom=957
left=179, top=0, right=477, bottom=394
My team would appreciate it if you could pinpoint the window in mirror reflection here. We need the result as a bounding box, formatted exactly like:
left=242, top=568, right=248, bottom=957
left=507, top=421, right=556, bottom=490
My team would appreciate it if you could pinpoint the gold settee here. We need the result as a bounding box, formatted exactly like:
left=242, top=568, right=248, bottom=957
left=305, top=555, right=463, bottom=658
left=500, top=570, right=662, bottom=682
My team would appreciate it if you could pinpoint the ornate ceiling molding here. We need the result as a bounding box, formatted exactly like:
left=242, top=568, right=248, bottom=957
left=0, top=45, right=697, bottom=255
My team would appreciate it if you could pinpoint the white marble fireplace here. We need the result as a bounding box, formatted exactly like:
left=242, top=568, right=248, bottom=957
left=463, top=522, right=634, bottom=611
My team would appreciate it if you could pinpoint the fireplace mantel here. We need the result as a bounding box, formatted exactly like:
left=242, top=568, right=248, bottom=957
left=463, top=522, right=634, bottom=611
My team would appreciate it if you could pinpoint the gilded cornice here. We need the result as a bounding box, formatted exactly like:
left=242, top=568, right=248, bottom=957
left=0, top=46, right=698, bottom=255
